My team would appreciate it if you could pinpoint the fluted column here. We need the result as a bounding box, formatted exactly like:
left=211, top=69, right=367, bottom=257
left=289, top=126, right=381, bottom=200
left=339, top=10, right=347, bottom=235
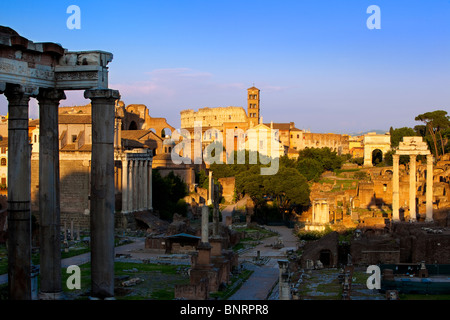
left=426, top=154, right=434, bottom=222
left=139, top=160, right=144, bottom=211
left=127, top=160, right=134, bottom=212
left=409, top=154, right=417, bottom=222
left=37, top=88, right=66, bottom=300
left=84, top=88, right=120, bottom=299
left=133, top=160, right=139, bottom=211
left=392, top=154, right=400, bottom=222
left=148, top=160, right=153, bottom=211
left=121, top=159, right=129, bottom=213
left=5, top=84, right=34, bottom=300
left=142, top=160, right=148, bottom=211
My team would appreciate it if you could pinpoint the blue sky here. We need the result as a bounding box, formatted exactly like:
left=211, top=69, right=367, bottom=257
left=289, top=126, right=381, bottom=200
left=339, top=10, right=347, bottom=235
left=1, top=0, right=449, bottom=134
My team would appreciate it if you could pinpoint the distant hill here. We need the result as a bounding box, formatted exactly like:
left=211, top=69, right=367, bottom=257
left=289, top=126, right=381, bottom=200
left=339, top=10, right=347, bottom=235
left=346, top=129, right=389, bottom=136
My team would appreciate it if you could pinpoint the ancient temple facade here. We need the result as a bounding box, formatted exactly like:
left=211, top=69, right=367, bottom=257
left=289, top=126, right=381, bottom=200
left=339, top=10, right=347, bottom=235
left=0, top=26, right=119, bottom=300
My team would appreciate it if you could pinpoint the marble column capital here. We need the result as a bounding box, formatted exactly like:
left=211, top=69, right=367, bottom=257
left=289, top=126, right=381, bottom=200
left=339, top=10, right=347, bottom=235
left=84, top=88, right=120, bottom=101
left=37, top=88, right=66, bottom=104
left=4, top=84, right=37, bottom=105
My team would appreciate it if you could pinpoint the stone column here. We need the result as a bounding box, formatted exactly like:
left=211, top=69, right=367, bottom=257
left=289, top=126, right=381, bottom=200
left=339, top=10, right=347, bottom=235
left=409, top=154, right=417, bottom=222
left=137, top=160, right=142, bottom=211
left=142, top=160, right=148, bottom=211
left=133, top=160, right=138, bottom=212
left=312, top=201, right=315, bottom=223
left=147, top=160, right=153, bottom=211
left=121, top=159, right=128, bottom=213
left=426, top=154, right=434, bottom=222
left=36, top=88, right=65, bottom=300
left=84, top=89, right=120, bottom=299
left=201, top=205, right=209, bottom=244
left=128, top=160, right=134, bottom=212
left=392, top=154, right=400, bottom=222
left=5, top=84, right=34, bottom=300
left=208, top=171, right=213, bottom=205
left=139, top=160, right=145, bottom=211
left=197, top=205, right=212, bottom=266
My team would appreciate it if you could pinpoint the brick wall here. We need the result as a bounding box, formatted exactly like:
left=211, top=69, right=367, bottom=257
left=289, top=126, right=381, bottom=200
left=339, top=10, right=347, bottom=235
left=31, top=157, right=92, bottom=229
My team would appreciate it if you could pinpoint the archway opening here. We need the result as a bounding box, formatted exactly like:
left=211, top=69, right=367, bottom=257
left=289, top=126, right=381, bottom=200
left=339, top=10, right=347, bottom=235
left=129, top=121, right=137, bottom=130
left=319, top=249, right=332, bottom=267
left=372, top=149, right=383, bottom=166
left=161, top=127, right=172, bottom=138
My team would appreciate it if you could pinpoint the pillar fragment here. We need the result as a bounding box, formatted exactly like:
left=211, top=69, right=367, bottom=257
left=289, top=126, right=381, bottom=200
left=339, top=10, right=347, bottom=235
left=84, top=88, right=120, bottom=299
left=37, top=88, right=66, bottom=299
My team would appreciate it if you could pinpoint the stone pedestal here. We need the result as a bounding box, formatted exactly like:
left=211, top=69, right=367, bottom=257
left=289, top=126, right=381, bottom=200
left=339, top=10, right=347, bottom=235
left=210, top=237, right=223, bottom=257
left=196, top=242, right=212, bottom=267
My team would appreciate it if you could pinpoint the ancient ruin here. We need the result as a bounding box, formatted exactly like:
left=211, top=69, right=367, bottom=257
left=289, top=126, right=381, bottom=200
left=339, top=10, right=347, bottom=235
left=392, top=136, right=433, bottom=222
left=0, top=26, right=119, bottom=299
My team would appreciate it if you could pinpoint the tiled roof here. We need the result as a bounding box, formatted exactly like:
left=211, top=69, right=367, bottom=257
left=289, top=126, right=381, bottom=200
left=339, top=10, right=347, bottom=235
left=60, top=144, right=92, bottom=152
left=29, top=114, right=92, bottom=125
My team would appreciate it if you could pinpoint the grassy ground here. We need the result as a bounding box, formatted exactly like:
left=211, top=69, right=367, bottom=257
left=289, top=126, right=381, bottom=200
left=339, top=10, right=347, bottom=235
left=231, top=225, right=278, bottom=252
left=0, top=260, right=191, bottom=300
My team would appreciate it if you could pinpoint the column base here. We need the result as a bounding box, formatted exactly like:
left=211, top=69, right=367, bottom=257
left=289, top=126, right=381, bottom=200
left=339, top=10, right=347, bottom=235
left=425, top=218, right=434, bottom=223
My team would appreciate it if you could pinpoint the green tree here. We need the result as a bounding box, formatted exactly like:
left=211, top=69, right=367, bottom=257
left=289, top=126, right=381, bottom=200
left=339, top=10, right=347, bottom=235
left=264, top=167, right=310, bottom=220
left=415, top=110, right=450, bottom=158
left=152, top=170, right=188, bottom=220
left=235, top=166, right=267, bottom=210
left=296, top=158, right=323, bottom=181
left=297, top=147, right=344, bottom=171
left=389, top=127, right=417, bottom=148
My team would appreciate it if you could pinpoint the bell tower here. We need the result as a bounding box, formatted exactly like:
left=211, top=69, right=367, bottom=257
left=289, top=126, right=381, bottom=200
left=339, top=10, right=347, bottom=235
left=247, top=86, right=260, bottom=127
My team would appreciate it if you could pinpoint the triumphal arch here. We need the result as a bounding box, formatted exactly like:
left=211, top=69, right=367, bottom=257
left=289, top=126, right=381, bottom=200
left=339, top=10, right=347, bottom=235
left=363, top=132, right=391, bottom=167
left=0, top=26, right=119, bottom=299
left=392, top=136, right=433, bottom=223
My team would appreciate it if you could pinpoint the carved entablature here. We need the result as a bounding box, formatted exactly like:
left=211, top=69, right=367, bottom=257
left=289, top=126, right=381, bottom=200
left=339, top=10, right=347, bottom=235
left=55, top=51, right=113, bottom=90
left=123, top=148, right=153, bottom=161
left=396, top=136, right=431, bottom=156
left=0, top=27, right=112, bottom=91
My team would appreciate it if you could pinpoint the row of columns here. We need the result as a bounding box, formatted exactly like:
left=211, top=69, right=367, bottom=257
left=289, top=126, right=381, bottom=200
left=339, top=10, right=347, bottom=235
left=121, top=158, right=152, bottom=213
left=392, top=153, right=433, bottom=222
left=3, top=84, right=119, bottom=299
